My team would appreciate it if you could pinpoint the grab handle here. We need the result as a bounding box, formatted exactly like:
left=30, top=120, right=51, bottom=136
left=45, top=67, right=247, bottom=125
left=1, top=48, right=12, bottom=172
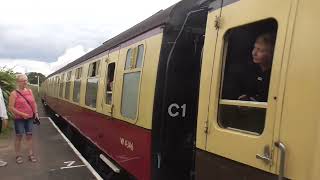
left=275, top=141, right=286, bottom=180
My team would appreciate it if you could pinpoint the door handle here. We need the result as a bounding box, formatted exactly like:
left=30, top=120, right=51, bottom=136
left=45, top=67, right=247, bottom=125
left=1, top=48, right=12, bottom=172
left=275, top=141, right=286, bottom=180
left=256, top=154, right=272, bottom=165
left=256, top=145, right=272, bottom=165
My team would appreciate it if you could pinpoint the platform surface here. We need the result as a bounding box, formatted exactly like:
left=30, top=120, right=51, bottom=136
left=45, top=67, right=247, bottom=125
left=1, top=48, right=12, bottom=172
left=0, top=103, right=100, bottom=180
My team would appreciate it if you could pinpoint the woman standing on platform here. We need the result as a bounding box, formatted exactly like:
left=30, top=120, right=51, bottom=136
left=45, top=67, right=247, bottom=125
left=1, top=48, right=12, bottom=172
left=9, top=74, right=39, bottom=164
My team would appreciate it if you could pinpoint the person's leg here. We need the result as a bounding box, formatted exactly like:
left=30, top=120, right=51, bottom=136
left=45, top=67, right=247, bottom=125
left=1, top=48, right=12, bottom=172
left=0, top=119, right=7, bottom=167
left=14, top=120, right=24, bottom=163
left=25, top=120, right=34, bottom=155
left=15, top=135, right=23, bottom=155
left=25, top=134, right=33, bottom=155
left=25, top=120, right=36, bottom=162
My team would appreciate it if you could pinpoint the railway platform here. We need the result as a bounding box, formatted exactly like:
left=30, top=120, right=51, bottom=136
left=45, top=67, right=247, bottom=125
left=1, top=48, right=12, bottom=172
left=0, top=103, right=102, bottom=180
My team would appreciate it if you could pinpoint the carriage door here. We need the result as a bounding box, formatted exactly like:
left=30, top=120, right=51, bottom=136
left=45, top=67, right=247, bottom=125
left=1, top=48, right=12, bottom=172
left=102, top=51, right=118, bottom=115
left=205, top=0, right=291, bottom=174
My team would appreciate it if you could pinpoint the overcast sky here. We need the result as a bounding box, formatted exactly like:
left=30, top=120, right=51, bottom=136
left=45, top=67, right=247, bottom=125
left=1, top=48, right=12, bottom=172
left=0, top=0, right=181, bottom=76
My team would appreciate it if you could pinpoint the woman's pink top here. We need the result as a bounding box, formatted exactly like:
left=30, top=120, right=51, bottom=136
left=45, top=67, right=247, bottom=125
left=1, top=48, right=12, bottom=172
left=14, top=89, right=35, bottom=120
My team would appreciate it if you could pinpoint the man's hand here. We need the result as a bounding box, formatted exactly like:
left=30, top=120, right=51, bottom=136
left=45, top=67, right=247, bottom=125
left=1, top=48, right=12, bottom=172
left=238, top=94, right=257, bottom=102
left=238, top=94, right=249, bottom=101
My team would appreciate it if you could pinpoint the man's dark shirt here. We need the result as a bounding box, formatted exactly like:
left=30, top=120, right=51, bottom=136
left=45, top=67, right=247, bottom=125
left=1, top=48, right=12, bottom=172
left=222, top=63, right=271, bottom=102
left=240, top=64, right=271, bottom=102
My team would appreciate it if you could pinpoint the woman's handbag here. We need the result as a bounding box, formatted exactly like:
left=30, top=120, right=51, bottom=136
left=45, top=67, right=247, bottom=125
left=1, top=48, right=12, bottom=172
left=15, top=90, right=40, bottom=125
left=31, top=113, right=41, bottom=125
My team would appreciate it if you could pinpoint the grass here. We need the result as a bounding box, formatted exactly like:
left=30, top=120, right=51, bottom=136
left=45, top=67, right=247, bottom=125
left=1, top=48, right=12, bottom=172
left=0, top=119, right=13, bottom=139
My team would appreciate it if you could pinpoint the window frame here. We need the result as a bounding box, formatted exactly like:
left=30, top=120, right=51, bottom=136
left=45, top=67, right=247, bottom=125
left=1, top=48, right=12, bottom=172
left=85, top=60, right=101, bottom=109
left=59, top=73, right=65, bottom=98
left=120, top=44, right=145, bottom=121
left=216, top=20, right=278, bottom=135
left=64, top=71, right=72, bottom=100
left=105, top=62, right=116, bottom=105
left=72, top=67, right=83, bottom=104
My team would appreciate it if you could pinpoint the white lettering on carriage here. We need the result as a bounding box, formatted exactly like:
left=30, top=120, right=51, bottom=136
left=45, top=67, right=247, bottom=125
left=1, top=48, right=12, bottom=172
left=168, top=103, right=187, bottom=117
left=120, top=137, right=134, bottom=151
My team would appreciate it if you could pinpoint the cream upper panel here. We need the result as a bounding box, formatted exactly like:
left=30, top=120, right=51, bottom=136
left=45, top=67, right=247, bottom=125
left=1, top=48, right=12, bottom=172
left=113, top=33, right=163, bottom=130
left=44, top=31, right=163, bottom=130
left=279, top=0, right=320, bottom=179
left=196, top=7, right=221, bottom=150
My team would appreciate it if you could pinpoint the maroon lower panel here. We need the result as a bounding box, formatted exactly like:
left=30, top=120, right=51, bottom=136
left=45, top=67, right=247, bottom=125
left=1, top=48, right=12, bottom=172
left=195, top=149, right=289, bottom=180
left=46, top=96, right=151, bottom=180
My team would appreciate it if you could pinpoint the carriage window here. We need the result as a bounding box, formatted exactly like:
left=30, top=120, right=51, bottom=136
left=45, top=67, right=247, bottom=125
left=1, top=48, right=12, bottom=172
left=121, top=45, right=144, bottom=119
left=65, top=71, right=72, bottom=100
left=47, top=79, right=50, bottom=96
left=49, top=79, right=52, bottom=96
left=125, top=49, right=132, bottom=70
left=55, top=76, right=60, bottom=97
left=136, top=45, right=144, bottom=68
left=121, top=72, right=140, bottom=119
left=88, top=61, right=100, bottom=77
left=59, top=74, right=65, bottom=98
left=73, top=67, right=82, bottom=103
left=85, top=61, right=100, bottom=108
left=50, top=80, right=52, bottom=95
left=218, top=19, right=277, bottom=135
left=105, top=62, right=115, bottom=105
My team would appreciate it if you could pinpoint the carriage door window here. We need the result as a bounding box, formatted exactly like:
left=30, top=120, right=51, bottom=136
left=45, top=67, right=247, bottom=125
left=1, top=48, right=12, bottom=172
left=55, top=76, right=60, bottom=97
left=121, top=45, right=144, bottom=119
left=125, top=49, right=132, bottom=69
left=136, top=45, right=144, bottom=68
left=48, top=79, right=50, bottom=96
left=218, top=20, right=277, bottom=135
left=105, top=62, right=115, bottom=105
left=73, top=67, right=82, bottom=103
left=65, top=71, right=72, bottom=100
left=59, top=74, right=64, bottom=98
left=85, top=61, right=100, bottom=108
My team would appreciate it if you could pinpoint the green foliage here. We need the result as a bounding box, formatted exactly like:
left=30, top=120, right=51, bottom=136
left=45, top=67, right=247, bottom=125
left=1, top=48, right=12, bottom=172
left=0, top=67, right=16, bottom=121
left=29, top=84, right=40, bottom=102
left=0, top=67, right=16, bottom=102
left=0, top=119, right=13, bottom=138
left=26, top=72, right=46, bottom=85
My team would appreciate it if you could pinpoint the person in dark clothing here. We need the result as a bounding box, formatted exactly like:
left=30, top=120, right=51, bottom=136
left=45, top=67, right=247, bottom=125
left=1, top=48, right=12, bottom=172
left=238, top=33, right=276, bottom=102
left=237, top=64, right=271, bottom=102
left=219, top=33, right=276, bottom=134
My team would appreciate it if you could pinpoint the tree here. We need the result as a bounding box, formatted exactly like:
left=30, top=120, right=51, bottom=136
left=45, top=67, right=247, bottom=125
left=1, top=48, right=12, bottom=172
left=0, top=67, right=16, bottom=120
left=26, top=72, right=46, bottom=85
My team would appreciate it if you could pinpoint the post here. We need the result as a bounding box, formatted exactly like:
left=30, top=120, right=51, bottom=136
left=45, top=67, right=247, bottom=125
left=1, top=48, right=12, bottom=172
left=37, top=76, right=40, bottom=93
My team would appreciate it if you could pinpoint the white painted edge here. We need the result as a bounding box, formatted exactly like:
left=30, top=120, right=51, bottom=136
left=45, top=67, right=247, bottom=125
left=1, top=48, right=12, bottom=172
left=60, top=164, right=86, bottom=169
left=99, top=154, right=121, bottom=173
left=48, top=117, right=103, bottom=180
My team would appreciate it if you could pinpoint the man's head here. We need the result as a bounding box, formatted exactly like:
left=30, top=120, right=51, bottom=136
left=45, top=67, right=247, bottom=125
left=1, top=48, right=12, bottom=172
left=252, top=33, right=276, bottom=70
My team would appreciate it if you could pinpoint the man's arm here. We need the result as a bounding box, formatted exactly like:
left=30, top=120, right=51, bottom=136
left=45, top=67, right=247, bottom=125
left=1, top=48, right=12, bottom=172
left=0, top=88, right=8, bottom=128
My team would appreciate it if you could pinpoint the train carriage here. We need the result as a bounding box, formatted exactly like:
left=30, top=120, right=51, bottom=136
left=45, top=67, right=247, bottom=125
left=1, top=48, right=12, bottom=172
left=41, top=0, right=320, bottom=180
left=41, top=0, right=210, bottom=179
left=195, top=0, right=320, bottom=180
